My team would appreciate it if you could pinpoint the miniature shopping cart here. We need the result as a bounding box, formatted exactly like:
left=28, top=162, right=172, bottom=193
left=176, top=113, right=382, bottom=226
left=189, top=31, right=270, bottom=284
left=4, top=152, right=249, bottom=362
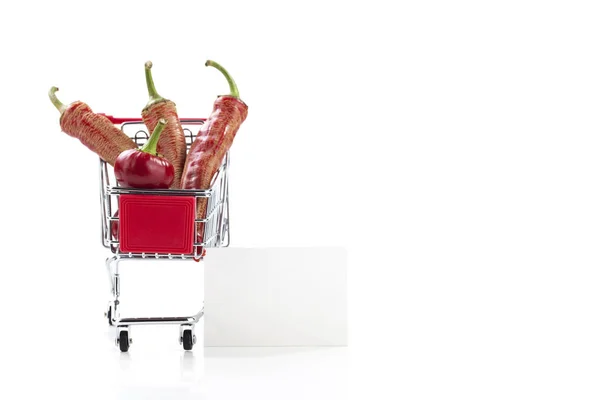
left=99, top=115, right=230, bottom=352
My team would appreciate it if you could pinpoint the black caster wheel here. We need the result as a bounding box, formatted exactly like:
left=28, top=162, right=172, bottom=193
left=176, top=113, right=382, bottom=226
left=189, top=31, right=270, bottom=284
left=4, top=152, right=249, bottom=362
left=106, top=307, right=113, bottom=326
left=119, top=330, right=130, bottom=352
left=182, top=330, right=194, bottom=351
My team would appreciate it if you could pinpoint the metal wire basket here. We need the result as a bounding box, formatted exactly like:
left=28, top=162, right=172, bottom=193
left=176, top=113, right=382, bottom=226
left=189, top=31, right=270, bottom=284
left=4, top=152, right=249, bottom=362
left=99, top=118, right=230, bottom=260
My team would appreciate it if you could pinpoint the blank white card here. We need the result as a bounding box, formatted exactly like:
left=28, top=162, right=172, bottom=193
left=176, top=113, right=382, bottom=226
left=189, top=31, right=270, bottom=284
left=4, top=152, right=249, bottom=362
left=204, top=247, right=348, bottom=347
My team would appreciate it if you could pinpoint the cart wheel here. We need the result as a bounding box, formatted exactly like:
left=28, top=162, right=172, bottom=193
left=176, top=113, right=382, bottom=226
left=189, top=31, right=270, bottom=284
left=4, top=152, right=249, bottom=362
left=182, top=330, right=194, bottom=351
left=106, top=307, right=113, bottom=326
left=119, top=330, right=129, bottom=352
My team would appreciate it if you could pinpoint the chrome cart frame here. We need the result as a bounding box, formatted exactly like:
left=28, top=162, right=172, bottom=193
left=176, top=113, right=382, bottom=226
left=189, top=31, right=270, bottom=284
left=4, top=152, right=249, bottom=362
left=99, top=117, right=230, bottom=352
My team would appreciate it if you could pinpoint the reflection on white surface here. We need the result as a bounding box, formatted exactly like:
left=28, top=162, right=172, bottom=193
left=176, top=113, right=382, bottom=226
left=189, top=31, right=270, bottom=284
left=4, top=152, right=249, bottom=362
left=112, top=342, right=206, bottom=400
left=109, top=345, right=347, bottom=400
left=180, top=351, right=198, bottom=377
left=63, top=326, right=348, bottom=400
left=205, top=347, right=348, bottom=400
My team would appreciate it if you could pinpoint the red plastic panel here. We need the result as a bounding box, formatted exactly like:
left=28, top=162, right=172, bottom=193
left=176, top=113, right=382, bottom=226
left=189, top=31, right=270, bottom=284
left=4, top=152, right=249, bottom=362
left=119, top=194, right=196, bottom=254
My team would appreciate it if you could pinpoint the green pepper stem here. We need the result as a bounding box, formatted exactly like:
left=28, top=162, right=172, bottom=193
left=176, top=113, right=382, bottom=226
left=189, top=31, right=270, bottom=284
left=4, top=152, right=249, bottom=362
left=48, top=87, right=67, bottom=115
left=141, top=118, right=167, bottom=155
left=144, top=61, right=166, bottom=109
left=205, top=60, right=239, bottom=98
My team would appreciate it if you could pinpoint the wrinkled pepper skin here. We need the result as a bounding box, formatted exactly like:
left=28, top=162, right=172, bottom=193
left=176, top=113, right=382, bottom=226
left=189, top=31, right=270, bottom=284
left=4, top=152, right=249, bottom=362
left=49, top=87, right=137, bottom=166
left=141, top=62, right=187, bottom=189
left=181, top=60, right=248, bottom=251
left=181, top=96, right=248, bottom=189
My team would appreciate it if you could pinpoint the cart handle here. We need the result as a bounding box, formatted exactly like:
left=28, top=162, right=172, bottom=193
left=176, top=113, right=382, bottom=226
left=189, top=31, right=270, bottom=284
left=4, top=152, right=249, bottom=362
left=99, top=113, right=206, bottom=124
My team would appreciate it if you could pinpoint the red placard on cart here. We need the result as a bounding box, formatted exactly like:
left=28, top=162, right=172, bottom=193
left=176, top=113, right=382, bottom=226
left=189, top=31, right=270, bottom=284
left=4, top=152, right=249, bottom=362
left=118, top=194, right=196, bottom=255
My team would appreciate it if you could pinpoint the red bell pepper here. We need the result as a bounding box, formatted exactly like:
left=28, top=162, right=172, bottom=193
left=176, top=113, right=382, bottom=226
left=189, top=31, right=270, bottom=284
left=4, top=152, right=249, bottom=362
left=114, top=118, right=175, bottom=189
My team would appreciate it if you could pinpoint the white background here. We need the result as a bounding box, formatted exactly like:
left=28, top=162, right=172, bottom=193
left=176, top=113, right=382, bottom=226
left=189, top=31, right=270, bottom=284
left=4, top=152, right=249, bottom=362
left=2, top=0, right=600, bottom=399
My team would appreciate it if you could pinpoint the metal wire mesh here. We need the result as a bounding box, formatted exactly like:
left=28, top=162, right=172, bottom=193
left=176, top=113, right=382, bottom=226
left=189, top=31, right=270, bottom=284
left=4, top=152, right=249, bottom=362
left=99, top=120, right=230, bottom=259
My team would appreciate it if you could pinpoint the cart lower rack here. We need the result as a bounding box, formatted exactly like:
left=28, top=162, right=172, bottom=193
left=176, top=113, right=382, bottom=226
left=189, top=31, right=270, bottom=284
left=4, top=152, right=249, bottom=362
left=100, top=116, right=230, bottom=352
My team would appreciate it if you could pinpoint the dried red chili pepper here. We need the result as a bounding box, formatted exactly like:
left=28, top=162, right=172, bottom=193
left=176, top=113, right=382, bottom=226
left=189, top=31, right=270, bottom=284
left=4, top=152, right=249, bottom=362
left=181, top=60, right=248, bottom=250
left=48, top=87, right=137, bottom=166
left=141, top=62, right=187, bottom=189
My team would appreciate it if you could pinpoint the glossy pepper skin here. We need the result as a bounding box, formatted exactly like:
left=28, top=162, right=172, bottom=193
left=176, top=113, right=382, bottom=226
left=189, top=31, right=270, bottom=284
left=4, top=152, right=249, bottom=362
left=114, top=118, right=175, bottom=189
left=181, top=60, right=248, bottom=251
left=111, top=211, right=119, bottom=239
left=141, top=62, right=187, bottom=189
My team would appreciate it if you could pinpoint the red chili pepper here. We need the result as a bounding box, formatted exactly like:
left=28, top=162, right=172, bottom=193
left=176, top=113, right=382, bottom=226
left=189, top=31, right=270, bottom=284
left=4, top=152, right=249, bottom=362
left=141, top=62, right=187, bottom=189
left=49, top=87, right=137, bottom=166
left=114, top=119, right=174, bottom=189
left=181, top=60, right=248, bottom=249
left=111, top=210, right=119, bottom=240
